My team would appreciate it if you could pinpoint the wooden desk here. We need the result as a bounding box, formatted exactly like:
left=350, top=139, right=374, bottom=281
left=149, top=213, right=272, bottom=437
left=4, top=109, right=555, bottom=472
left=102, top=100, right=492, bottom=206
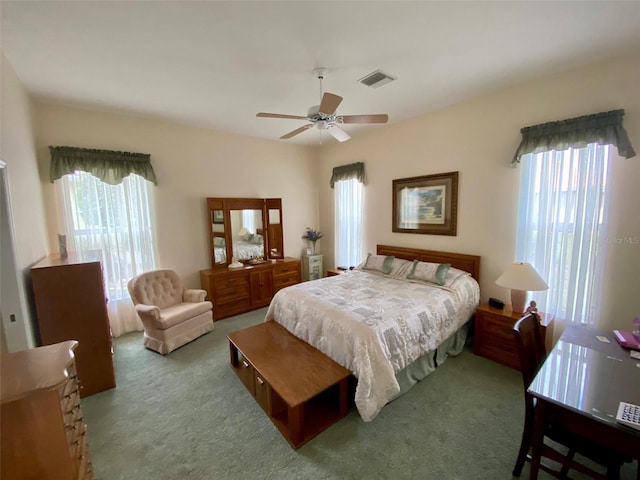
left=528, top=325, right=640, bottom=478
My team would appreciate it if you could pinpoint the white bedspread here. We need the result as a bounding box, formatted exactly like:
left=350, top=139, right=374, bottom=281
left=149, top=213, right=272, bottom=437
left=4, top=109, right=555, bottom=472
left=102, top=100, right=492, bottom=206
left=265, top=269, right=480, bottom=422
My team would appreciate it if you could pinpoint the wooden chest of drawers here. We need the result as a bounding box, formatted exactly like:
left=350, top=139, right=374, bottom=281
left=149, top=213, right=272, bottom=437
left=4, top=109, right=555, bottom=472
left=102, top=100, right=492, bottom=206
left=474, top=303, right=554, bottom=370
left=1, top=341, right=96, bottom=480
left=201, top=257, right=301, bottom=321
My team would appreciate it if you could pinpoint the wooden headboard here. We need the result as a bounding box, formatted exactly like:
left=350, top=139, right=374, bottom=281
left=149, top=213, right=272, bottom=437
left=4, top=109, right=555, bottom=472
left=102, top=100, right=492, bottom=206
left=377, top=244, right=481, bottom=283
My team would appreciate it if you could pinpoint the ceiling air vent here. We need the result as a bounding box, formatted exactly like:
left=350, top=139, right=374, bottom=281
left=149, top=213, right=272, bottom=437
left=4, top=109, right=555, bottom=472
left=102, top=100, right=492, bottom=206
left=358, top=70, right=395, bottom=89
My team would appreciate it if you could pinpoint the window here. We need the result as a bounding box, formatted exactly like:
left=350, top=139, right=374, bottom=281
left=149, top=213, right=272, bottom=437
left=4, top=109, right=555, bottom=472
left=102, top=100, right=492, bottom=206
left=516, top=144, right=612, bottom=325
left=56, top=171, right=158, bottom=336
left=334, top=177, right=363, bottom=268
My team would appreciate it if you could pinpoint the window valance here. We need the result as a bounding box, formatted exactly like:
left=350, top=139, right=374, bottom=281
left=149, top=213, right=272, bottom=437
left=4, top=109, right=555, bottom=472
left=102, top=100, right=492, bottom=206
left=511, top=109, right=636, bottom=165
left=49, top=146, right=158, bottom=185
left=330, top=162, right=365, bottom=188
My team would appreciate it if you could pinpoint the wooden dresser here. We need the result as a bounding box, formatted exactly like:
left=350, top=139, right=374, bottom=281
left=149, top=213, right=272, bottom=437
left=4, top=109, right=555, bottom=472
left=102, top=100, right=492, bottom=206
left=1, top=340, right=97, bottom=480
left=201, top=257, right=301, bottom=321
left=31, top=254, right=116, bottom=397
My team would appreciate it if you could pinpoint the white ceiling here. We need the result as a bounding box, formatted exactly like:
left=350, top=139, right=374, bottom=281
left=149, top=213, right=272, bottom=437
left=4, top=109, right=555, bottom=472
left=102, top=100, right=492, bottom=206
left=2, top=1, right=640, bottom=146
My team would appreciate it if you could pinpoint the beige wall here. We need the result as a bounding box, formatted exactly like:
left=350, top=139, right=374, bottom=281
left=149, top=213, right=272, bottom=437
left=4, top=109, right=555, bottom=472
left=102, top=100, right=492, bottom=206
left=33, top=102, right=319, bottom=289
left=4, top=50, right=638, bottom=354
left=318, top=52, right=640, bottom=332
left=0, top=52, right=49, bottom=350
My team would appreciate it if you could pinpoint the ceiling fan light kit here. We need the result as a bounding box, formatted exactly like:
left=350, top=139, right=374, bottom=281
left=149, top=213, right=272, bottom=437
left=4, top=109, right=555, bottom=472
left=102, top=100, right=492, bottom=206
left=256, top=68, right=389, bottom=142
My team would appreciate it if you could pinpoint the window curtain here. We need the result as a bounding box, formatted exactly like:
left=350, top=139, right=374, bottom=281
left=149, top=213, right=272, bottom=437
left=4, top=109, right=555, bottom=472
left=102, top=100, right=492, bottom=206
left=242, top=210, right=256, bottom=234
left=332, top=162, right=364, bottom=268
left=516, top=145, right=612, bottom=326
left=51, top=147, right=158, bottom=337
left=50, top=146, right=158, bottom=185
left=330, top=161, right=365, bottom=188
left=511, top=109, right=635, bottom=165
left=512, top=110, right=635, bottom=327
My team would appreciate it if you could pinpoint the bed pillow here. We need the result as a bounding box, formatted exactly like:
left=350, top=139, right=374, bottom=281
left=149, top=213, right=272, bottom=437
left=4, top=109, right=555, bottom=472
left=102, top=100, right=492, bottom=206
left=250, top=234, right=264, bottom=245
left=361, top=254, right=395, bottom=274
left=388, top=258, right=413, bottom=279
left=407, top=260, right=451, bottom=286
left=242, top=233, right=254, bottom=242
left=443, top=267, right=471, bottom=287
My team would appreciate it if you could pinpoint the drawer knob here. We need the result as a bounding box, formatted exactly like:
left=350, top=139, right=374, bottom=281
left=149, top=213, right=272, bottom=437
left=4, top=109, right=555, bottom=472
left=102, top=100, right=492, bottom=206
left=256, top=376, right=264, bottom=385
left=241, top=360, right=249, bottom=368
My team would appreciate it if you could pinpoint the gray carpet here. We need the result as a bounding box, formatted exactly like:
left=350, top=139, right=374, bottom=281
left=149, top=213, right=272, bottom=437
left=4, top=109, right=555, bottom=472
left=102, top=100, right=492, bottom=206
left=82, top=308, right=638, bottom=479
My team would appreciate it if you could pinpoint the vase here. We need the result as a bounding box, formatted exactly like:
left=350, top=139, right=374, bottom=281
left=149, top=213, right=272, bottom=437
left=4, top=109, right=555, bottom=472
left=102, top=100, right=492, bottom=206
left=311, top=241, right=317, bottom=254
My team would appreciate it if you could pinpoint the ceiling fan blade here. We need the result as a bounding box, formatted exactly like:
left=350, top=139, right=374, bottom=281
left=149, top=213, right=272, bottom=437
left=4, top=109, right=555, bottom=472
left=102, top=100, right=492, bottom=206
left=340, top=114, right=389, bottom=124
left=326, top=125, right=351, bottom=142
left=257, top=112, right=307, bottom=120
left=280, top=124, right=313, bottom=139
left=319, top=92, right=343, bottom=115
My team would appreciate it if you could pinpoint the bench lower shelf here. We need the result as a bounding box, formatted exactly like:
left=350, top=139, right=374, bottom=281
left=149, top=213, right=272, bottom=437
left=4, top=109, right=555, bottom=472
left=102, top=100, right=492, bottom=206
left=228, top=321, right=352, bottom=449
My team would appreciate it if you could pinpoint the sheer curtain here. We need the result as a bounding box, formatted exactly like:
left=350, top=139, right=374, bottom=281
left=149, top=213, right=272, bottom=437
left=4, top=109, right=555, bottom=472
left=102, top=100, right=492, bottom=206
left=242, top=209, right=256, bottom=233
left=334, top=177, right=363, bottom=267
left=511, top=109, right=635, bottom=327
left=516, top=144, right=612, bottom=326
left=55, top=171, right=158, bottom=336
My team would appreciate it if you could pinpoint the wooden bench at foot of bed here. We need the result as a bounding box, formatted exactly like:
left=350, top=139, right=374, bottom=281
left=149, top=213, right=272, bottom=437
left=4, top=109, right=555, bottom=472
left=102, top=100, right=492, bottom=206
left=228, top=321, right=351, bottom=449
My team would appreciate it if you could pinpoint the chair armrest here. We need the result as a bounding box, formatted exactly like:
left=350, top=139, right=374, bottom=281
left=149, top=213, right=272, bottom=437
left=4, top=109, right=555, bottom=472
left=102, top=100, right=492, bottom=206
left=183, top=289, right=207, bottom=303
left=135, top=304, right=161, bottom=320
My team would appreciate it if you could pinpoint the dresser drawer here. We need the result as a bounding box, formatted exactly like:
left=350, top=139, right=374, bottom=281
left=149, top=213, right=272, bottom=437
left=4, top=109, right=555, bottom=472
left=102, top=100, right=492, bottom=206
left=273, top=273, right=299, bottom=290
left=253, top=370, right=272, bottom=414
left=236, top=353, right=256, bottom=396
left=213, top=274, right=249, bottom=290
left=215, top=284, right=250, bottom=305
left=273, top=263, right=299, bottom=277
left=478, top=313, right=515, bottom=344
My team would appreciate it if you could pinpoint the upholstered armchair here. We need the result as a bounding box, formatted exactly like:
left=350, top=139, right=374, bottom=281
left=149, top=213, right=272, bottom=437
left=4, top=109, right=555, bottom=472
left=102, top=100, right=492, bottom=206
left=128, top=269, right=214, bottom=354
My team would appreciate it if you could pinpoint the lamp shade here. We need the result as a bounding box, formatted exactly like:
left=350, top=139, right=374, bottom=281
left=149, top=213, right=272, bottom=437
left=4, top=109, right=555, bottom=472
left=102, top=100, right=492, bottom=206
left=496, top=262, right=548, bottom=291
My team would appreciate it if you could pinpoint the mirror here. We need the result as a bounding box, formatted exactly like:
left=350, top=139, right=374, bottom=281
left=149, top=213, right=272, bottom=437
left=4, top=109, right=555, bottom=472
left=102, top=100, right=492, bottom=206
left=266, top=198, right=283, bottom=259
left=229, top=209, right=265, bottom=262
left=206, top=197, right=283, bottom=269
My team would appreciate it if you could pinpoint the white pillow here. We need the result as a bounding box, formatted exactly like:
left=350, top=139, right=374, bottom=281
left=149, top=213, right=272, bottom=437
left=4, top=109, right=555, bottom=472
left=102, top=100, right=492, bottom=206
left=360, top=254, right=395, bottom=274
left=388, top=258, right=413, bottom=279
left=407, top=260, right=451, bottom=286
left=443, top=267, right=471, bottom=287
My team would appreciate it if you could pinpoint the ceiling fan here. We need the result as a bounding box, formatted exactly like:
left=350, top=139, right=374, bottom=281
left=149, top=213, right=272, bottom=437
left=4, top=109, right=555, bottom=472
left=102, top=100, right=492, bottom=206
left=256, top=68, right=389, bottom=142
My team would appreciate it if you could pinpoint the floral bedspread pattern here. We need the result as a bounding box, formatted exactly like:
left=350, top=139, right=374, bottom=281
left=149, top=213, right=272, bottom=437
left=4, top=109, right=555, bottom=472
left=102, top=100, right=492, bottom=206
left=265, top=269, right=480, bottom=422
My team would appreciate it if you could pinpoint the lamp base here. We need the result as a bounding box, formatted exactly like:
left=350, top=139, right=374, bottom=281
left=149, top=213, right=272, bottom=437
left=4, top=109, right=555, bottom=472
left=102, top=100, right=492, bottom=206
left=511, top=289, right=528, bottom=314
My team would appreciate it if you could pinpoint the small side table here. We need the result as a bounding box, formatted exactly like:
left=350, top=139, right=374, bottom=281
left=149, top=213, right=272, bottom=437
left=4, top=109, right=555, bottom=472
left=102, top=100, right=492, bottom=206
left=474, top=302, right=554, bottom=370
left=302, top=254, right=323, bottom=281
left=326, top=268, right=344, bottom=277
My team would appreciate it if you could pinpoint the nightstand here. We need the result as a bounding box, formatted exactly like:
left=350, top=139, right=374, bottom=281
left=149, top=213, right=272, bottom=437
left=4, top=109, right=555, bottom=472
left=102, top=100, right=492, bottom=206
left=302, top=254, right=323, bottom=281
left=473, top=302, right=554, bottom=370
left=326, top=268, right=344, bottom=277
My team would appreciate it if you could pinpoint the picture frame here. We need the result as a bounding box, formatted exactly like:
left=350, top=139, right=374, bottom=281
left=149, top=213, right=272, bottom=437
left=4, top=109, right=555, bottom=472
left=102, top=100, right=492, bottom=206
left=392, top=171, right=458, bottom=236
left=212, top=210, right=224, bottom=224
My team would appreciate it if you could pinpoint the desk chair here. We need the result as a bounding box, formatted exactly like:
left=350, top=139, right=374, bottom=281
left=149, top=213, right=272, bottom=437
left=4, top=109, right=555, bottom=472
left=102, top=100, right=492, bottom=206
left=512, top=313, right=628, bottom=479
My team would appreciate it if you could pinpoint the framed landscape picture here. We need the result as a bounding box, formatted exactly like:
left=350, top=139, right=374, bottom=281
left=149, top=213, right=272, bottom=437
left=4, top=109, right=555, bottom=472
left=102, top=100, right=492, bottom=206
left=392, top=171, right=458, bottom=236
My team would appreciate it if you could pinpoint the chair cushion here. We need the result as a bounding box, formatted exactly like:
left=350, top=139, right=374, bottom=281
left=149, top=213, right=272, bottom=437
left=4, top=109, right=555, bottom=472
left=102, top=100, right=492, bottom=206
left=130, top=270, right=183, bottom=309
left=148, top=301, right=213, bottom=330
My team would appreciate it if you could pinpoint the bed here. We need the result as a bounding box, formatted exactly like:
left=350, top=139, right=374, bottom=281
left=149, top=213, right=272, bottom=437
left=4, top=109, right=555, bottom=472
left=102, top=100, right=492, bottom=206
left=213, top=233, right=266, bottom=263
left=265, top=245, right=481, bottom=422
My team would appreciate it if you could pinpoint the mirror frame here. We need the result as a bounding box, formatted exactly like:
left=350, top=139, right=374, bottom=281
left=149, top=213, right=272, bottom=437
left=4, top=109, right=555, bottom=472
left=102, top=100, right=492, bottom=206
left=206, top=197, right=284, bottom=269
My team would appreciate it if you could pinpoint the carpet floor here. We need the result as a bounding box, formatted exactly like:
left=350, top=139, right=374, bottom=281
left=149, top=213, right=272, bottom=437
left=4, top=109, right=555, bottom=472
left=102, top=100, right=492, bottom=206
left=82, top=308, right=638, bottom=479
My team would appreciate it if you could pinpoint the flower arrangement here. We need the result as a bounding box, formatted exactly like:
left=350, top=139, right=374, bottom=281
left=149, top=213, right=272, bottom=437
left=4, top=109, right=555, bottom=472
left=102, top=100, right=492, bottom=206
left=302, top=228, right=323, bottom=242
left=302, top=228, right=323, bottom=254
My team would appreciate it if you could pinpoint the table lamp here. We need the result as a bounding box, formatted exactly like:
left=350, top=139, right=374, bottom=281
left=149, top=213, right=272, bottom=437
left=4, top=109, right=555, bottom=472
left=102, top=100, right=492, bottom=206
left=495, top=262, right=548, bottom=314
